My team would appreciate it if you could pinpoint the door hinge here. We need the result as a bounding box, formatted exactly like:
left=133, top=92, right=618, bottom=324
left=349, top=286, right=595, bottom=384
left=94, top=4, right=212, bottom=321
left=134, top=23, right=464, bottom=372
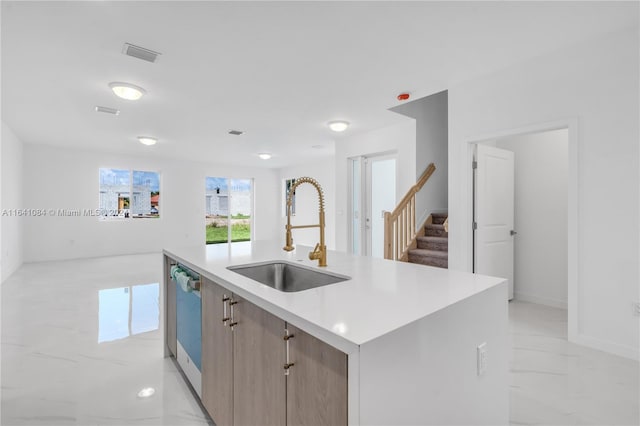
left=473, top=221, right=478, bottom=230
left=472, top=160, right=478, bottom=169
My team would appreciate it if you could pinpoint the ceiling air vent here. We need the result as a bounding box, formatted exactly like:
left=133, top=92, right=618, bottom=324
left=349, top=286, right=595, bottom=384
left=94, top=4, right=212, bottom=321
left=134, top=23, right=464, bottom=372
left=228, top=130, right=244, bottom=136
left=95, top=106, right=120, bottom=115
left=122, top=43, right=161, bottom=63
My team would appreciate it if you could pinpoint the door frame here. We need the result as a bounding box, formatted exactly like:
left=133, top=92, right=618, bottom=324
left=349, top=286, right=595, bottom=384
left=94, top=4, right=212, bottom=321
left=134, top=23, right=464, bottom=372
left=467, top=118, right=578, bottom=343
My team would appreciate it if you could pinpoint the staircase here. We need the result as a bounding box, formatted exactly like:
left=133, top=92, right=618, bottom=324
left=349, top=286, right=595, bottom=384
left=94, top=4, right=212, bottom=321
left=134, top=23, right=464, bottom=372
left=407, top=212, right=448, bottom=268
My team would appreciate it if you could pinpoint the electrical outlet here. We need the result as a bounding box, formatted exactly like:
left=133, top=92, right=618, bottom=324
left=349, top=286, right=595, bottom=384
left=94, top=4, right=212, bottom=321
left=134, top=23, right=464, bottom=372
left=477, top=342, right=488, bottom=376
left=633, top=302, right=640, bottom=316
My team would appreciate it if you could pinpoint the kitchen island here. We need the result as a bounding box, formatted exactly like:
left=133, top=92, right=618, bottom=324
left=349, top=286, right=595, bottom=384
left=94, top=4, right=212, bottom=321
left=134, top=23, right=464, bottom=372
left=163, top=241, right=508, bottom=426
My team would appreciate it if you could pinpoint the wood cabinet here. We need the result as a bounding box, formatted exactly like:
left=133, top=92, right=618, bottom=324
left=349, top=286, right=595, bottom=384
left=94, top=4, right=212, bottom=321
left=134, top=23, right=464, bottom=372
left=198, top=278, right=347, bottom=426
left=201, top=278, right=233, bottom=426
left=286, top=323, right=348, bottom=426
left=233, top=294, right=286, bottom=426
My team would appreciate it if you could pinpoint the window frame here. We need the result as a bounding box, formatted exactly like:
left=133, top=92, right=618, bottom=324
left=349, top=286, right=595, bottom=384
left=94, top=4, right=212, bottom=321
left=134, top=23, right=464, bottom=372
left=98, top=168, right=161, bottom=221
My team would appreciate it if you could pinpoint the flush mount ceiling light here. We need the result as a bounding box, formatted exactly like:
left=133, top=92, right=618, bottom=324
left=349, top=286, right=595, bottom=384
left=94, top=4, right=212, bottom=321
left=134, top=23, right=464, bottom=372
left=138, top=136, right=157, bottom=146
left=258, top=153, right=272, bottom=160
left=109, top=82, right=146, bottom=100
left=328, top=120, right=350, bottom=132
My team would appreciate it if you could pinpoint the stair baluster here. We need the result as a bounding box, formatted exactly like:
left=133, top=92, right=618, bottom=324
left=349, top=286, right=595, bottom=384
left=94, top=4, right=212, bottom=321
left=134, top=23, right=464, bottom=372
left=383, top=163, right=436, bottom=261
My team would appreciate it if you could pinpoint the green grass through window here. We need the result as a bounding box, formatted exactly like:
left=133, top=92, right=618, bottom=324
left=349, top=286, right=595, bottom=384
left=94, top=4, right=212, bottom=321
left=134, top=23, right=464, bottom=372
left=206, top=223, right=251, bottom=244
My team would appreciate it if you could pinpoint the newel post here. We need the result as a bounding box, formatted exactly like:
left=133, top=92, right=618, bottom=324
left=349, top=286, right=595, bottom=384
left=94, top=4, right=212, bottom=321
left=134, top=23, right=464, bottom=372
left=384, top=211, right=392, bottom=260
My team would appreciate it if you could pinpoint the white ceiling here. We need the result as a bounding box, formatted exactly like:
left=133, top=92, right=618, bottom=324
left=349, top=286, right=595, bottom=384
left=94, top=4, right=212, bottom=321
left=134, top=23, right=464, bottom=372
left=2, top=1, right=637, bottom=168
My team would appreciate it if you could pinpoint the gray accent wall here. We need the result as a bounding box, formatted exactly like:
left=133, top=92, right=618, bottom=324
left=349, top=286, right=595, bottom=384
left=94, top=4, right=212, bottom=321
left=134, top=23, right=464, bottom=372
left=391, top=90, right=448, bottom=226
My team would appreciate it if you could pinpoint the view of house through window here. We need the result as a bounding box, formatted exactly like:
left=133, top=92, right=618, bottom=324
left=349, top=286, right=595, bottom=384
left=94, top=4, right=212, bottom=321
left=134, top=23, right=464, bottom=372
left=205, top=177, right=252, bottom=244
left=99, top=168, right=160, bottom=219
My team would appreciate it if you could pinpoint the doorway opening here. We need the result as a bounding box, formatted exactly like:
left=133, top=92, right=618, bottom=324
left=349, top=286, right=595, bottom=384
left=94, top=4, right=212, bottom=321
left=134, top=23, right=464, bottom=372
left=349, top=153, right=397, bottom=258
left=471, top=124, right=573, bottom=334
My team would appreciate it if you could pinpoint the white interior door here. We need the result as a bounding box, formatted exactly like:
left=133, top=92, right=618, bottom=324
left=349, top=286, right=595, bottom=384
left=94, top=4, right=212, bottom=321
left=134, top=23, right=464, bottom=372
left=474, top=145, right=515, bottom=299
left=365, top=155, right=396, bottom=258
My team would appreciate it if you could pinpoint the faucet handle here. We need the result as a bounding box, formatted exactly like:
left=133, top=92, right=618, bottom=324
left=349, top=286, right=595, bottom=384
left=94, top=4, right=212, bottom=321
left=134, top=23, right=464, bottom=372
left=308, top=243, right=321, bottom=260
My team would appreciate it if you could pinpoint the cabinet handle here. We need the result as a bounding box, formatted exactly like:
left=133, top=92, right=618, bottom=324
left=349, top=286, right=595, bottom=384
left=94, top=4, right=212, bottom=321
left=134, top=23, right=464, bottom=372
left=222, top=295, right=230, bottom=325
left=284, top=329, right=294, bottom=375
left=229, top=299, right=237, bottom=329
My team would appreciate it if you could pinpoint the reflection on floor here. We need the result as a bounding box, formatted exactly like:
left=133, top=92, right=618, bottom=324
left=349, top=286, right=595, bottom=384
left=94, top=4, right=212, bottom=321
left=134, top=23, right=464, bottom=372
left=509, top=301, right=639, bottom=425
left=1, top=254, right=638, bottom=425
left=99, top=283, right=159, bottom=343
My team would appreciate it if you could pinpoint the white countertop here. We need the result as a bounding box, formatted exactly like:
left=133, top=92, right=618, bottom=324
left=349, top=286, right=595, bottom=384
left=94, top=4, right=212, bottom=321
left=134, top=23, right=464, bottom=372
left=164, top=241, right=506, bottom=352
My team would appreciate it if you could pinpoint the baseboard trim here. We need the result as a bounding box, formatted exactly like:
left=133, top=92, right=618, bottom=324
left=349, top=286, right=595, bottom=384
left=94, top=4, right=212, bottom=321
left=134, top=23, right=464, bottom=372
left=514, top=291, right=568, bottom=310
left=572, top=333, right=640, bottom=362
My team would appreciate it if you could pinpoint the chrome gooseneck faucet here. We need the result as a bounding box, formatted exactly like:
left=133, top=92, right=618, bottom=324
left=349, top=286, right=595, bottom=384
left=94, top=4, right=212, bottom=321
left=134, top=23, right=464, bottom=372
left=283, top=177, right=327, bottom=267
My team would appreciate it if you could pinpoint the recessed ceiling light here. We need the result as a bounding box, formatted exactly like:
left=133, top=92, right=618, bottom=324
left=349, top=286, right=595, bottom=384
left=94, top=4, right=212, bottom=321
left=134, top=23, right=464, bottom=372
left=137, top=387, right=155, bottom=398
left=109, top=82, right=146, bottom=100
left=328, top=120, right=350, bottom=132
left=138, top=136, right=157, bottom=146
left=258, top=153, right=272, bottom=160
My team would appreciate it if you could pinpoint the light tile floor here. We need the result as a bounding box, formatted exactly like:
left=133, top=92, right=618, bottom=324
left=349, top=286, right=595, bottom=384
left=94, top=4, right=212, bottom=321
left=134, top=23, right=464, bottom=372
left=509, top=301, right=639, bottom=425
left=1, top=254, right=638, bottom=425
left=1, top=254, right=210, bottom=425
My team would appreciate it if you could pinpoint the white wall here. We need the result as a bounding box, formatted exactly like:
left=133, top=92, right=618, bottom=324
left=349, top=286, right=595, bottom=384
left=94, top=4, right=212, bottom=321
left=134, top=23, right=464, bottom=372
left=335, top=119, right=416, bottom=252
left=1, top=122, right=24, bottom=281
left=494, top=129, right=568, bottom=308
left=449, top=28, right=639, bottom=359
left=279, top=158, right=336, bottom=250
left=22, top=144, right=280, bottom=262
left=391, top=90, right=448, bottom=223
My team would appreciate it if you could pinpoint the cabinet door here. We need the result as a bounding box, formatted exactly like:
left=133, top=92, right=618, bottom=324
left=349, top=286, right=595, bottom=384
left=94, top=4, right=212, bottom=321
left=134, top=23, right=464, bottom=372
left=286, top=324, right=348, bottom=426
left=166, top=275, right=177, bottom=357
left=201, top=278, right=234, bottom=426
left=233, top=295, right=286, bottom=426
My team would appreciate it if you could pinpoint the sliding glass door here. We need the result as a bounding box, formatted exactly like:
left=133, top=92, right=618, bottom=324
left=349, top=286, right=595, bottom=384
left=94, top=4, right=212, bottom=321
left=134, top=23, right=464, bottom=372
left=205, top=177, right=253, bottom=244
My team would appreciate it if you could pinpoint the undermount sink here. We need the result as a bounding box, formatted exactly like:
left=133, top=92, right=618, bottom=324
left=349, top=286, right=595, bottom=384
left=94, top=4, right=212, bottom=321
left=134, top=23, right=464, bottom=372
left=227, top=261, right=350, bottom=292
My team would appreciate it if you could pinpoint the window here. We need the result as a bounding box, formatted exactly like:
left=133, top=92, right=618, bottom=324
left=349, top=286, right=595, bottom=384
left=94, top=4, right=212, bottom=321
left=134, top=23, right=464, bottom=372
left=99, top=168, right=160, bottom=219
left=205, top=177, right=252, bottom=244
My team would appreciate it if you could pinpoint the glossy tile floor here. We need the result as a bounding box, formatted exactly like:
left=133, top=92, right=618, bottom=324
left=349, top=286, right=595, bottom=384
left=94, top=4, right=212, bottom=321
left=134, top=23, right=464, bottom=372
left=1, top=254, right=638, bottom=425
left=1, top=254, right=211, bottom=425
left=509, top=301, right=639, bottom=425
